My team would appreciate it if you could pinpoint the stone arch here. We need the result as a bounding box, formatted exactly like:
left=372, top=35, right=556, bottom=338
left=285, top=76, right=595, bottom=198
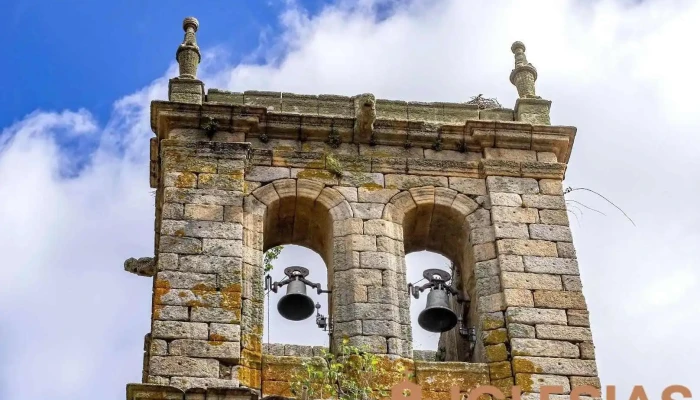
left=384, top=186, right=487, bottom=362
left=240, top=179, right=353, bottom=367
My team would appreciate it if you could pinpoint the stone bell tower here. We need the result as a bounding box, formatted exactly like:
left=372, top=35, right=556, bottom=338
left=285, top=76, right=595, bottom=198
left=125, top=17, right=601, bottom=400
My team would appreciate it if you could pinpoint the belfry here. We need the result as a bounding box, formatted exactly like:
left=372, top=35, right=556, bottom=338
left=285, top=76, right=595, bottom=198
left=125, top=17, right=600, bottom=400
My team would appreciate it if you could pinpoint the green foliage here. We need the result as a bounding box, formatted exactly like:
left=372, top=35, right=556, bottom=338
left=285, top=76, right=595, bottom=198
left=290, top=338, right=405, bottom=400
left=325, top=154, right=343, bottom=177
left=263, top=246, right=283, bottom=273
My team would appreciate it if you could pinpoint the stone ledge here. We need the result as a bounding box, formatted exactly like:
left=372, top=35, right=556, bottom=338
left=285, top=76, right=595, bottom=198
left=150, top=101, right=575, bottom=164
left=126, top=383, right=259, bottom=400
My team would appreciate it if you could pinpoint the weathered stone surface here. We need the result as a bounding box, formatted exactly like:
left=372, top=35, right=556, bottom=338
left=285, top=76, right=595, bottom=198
left=479, top=292, right=505, bottom=313
left=562, top=275, right=583, bottom=291
left=481, top=311, right=505, bottom=330
left=475, top=259, right=499, bottom=279
left=502, top=272, right=562, bottom=290
left=506, top=307, right=568, bottom=325
left=149, top=356, right=219, bottom=377
left=202, top=239, right=242, bottom=256
left=492, top=206, right=539, bottom=224
left=539, top=210, right=570, bottom=226
left=523, top=256, right=579, bottom=274
left=529, top=224, right=573, bottom=242
left=504, top=289, right=534, bottom=307
left=351, top=202, right=384, bottom=219
left=471, top=226, right=496, bottom=244
left=513, top=356, right=598, bottom=377
left=508, top=323, right=536, bottom=338
left=284, top=345, right=313, bottom=357
left=163, top=203, right=185, bottom=220
left=515, top=374, right=571, bottom=393
left=476, top=275, right=501, bottom=297
left=210, top=323, right=241, bottom=342
left=557, top=242, right=577, bottom=258
left=246, top=166, right=290, bottom=182
left=570, top=376, right=601, bottom=389
left=178, top=255, right=242, bottom=274
left=490, top=192, right=523, bottom=207
left=539, top=179, right=563, bottom=195
left=494, top=222, right=530, bottom=239
left=483, top=328, right=508, bottom=345
left=170, top=339, right=240, bottom=361
left=511, top=338, right=580, bottom=358
left=363, top=320, right=402, bottom=337
left=533, top=290, right=587, bottom=309
left=125, top=257, right=156, bottom=277
left=385, top=174, right=447, bottom=189
left=184, top=204, right=224, bottom=221
left=567, top=310, right=590, bottom=327
left=154, top=305, right=189, bottom=321
left=153, top=321, right=209, bottom=340
left=522, top=194, right=566, bottom=210
left=497, top=239, right=558, bottom=257
left=536, top=325, right=593, bottom=342
left=170, top=377, right=241, bottom=390
left=499, top=255, right=525, bottom=272
left=358, top=187, right=399, bottom=203
left=449, top=177, right=487, bottom=195
left=485, top=343, right=509, bottom=362
left=150, top=339, right=168, bottom=356
left=487, top=176, right=539, bottom=194
left=580, top=342, right=596, bottom=359
left=156, top=271, right=217, bottom=290
left=474, top=242, right=497, bottom=262
left=160, top=236, right=202, bottom=254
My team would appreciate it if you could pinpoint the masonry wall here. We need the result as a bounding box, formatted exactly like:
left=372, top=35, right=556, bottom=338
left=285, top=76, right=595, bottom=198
left=143, top=97, right=599, bottom=397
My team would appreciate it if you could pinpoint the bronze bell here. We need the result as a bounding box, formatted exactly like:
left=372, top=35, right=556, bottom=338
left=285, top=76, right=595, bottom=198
left=418, top=287, right=458, bottom=333
left=277, top=268, right=316, bottom=321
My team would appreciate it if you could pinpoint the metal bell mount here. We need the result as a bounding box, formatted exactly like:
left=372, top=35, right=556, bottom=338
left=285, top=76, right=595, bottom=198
left=265, top=266, right=332, bottom=331
left=408, top=269, right=470, bottom=333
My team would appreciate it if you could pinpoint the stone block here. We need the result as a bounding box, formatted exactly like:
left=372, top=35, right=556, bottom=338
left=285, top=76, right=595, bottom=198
left=153, top=321, right=209, bottom=340
left=359, top=251, right=399, bottom=270
left=154, top=305, right=189, bottom=321
left=515, top=374, right=571, bottom=394
left=161, top=220, right=243, bottom=240
left=580, top=342, right=596, bottom=359
left=160, top=236, right=202, bottom=254
left=493, top=222, right=530, bottom=239
left=489, top=361, right=513, bottom=380
left=536, top=325, right=593, bottom=342
left=349, top=234, right=377, bottom=251
left=476, top=275, right=501, bottom=297
left=504, top=289, right=534, bottom=307
left=363, top=320, right=402, bottom=337
left=190, top=307, right=240, bottom=323
left=339, top=172, right=384, bottom=187
left=246, top=166, right=290, bottom=182
left=492, top=206, right=539, bottom=223
left=486, top=176, right=539, bottom=194
left=485, top=343, right=509, bottom=362
left=471, top=226, right=496, bottom=244
left=448, top=177, right=487, bottom=195
left=499, top=255, right=525, bottom=272
left=479, top=292, right=505, bottom=313
left=178, top=255, right=242, bottom=274
left=529, top=224, right=573, bottom=242
left=155, top=272, right=216, bottom=293
left=184, top=204, right=224, bottom=221
left=169, top=339, right=240, bottom=361
left=523, top=256, right=579, bottom=275
left=334, top=218, right=364, bottom=236
left=351, top=202, right=384, bottom=219
left=481, top=311, right=505, bottom=330
left=506, top=307, right=568, bottom=326
left=210, top=323, right=241, bottom=342
left=475, top=259, right=499, bottom=279
left=557, top=242, right=577, bottom=259
left=513, top=356, right=597, bottom=377
left=202, top=239, right=242, bottom=257
left=385, top=174, right=448, bottom=189
left=198, top=173, right=244, bottom=191
left=563, top=276, right=583, bottom=291
left=364, top=219, right=403, bottom=240
left=483, top=328, right=508, bottom=345
left=511, top=338, right=580, bottom=358
left=539, top=179, right=563, bottom=195
left=170, top=377, right=241, bottom=390
left=497, top=239, right=558, bottom=257
left=284, top=345, right=313, bottom=357
left=149, top=356, right=219, bottom=378
left=522, top=195, right=566, bottom=210
left=358, top=187, right=400, bottom=203
left=567, top=310, right=590, bottom=327
left=533, top=290, right=587, bottom=309
left=507, top=323, right=536, bottom=338
left=570, top=376, right=601, bottom=389
left=474, top=242, right=496, bottom=262
left=163, top=203, right=185, bottom=220
left=335, top=186, right=359, bottom=202
left=485, top=148, right=537, bottom=162
left=501, top=272, right=562, bottom=290
left=539, top=210, right=570, bottom=226
left=377, top=236, right=403, bottom=255
left=490, top=192, right=523, bottom=207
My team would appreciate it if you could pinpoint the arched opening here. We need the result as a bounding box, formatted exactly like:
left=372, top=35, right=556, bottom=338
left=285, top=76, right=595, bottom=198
left=243, top=179, right=352, bottom=361
left=262, top=245, right=330, bottom=347
left=406, top=251, right=451, bottom=358
left=388, top=186, right=482, bottom=362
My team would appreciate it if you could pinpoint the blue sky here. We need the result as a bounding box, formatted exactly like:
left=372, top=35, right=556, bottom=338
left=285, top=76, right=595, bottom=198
left=1, top=0, right=700, bottom=399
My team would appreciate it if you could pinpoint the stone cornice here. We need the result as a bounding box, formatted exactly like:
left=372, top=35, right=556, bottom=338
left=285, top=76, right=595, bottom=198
left=150, top=100, right=576, bottom=164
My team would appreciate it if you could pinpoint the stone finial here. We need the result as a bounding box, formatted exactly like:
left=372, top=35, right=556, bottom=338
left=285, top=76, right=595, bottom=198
left=176, top=17, right=201, bottom=79
left=509, top=41, right=538, bottom=98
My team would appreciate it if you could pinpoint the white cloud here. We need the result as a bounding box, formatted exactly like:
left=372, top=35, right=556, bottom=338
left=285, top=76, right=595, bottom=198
left=2, top=0, right=700, bottom=399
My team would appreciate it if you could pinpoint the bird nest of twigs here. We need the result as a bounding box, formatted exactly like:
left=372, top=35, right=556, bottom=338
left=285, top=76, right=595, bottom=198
left=466, top=94, right=502, bottom=109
